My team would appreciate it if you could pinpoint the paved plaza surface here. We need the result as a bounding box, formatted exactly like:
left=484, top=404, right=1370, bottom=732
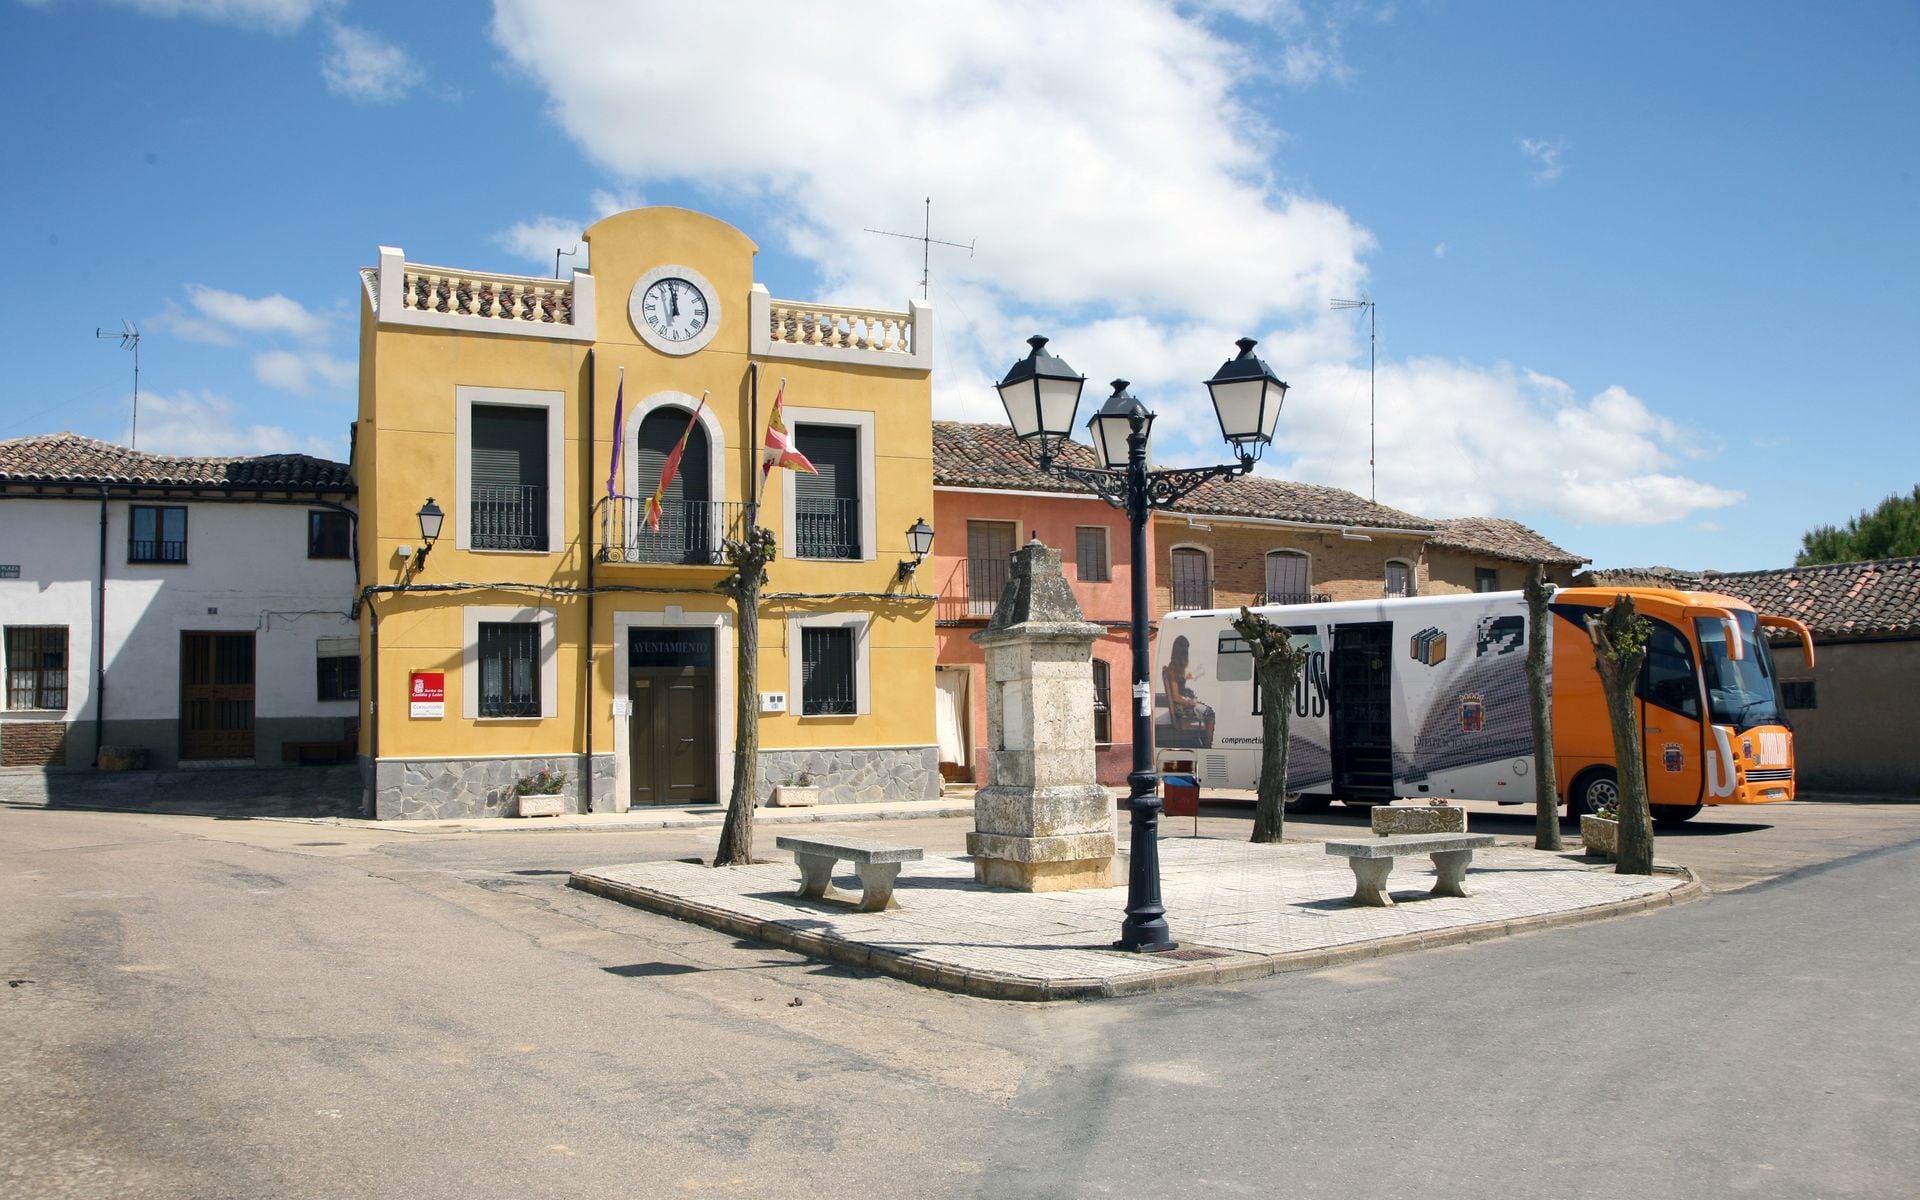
left=574, top=836, right=1693, bottom=999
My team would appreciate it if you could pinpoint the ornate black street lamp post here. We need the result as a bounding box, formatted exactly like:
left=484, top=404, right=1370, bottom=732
left=995, top=336, right=1289, bottom=951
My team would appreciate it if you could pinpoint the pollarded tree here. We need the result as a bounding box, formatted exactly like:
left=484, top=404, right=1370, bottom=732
left=713, top=524, right=776, bottom=867
left=1524, top=563, right=1562, bottom=851
left=1583, top=595, right=1655, bottom=875
left=1229, top=607, right=1313, bottom=844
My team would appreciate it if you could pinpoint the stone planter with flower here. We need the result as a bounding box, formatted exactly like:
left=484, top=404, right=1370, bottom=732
left=771, top=773, right=819, bottom=808
left=1580, top=798, right=1620, bottom=860
left=512, top=768, right=568, bottom=818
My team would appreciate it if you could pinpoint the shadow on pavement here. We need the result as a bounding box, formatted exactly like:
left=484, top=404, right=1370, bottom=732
left=0, top=764, right=363, bottom=820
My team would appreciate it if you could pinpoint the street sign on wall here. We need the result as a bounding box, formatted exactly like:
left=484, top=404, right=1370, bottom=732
left=409, top=671, right=445, bottom=719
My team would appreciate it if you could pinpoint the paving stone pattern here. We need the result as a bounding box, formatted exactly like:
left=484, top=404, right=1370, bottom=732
left=575, top=838, right=1686, bottom=998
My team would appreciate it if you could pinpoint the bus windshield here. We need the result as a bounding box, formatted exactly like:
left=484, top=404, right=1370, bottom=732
left=1694, top=611, right=1781, bottom=730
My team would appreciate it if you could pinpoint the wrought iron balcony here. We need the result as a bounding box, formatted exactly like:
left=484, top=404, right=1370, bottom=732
left=793, top=498, right=861, bottom=560
left=599, top=496, right=745, bottom=565
left=471, top=485, right=549, bottom=551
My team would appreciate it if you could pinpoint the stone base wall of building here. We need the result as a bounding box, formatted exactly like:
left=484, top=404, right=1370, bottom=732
left=0, top=720, right=72, bottom=767
left=370, top=753, right=618, bottom=821
left=754, top=745, right=939, bottom=806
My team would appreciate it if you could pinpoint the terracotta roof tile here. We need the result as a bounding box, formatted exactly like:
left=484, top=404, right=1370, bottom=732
left=0, top=433, right=353, bottom=493
left=932, top=422, right=1433, bottom=531
left=1701, top=557, right=1920, bottom=640
left=1429, top=516, right=1586, bottom=566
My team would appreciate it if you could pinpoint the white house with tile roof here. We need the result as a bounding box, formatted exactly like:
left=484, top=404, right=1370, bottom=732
left=0, top=433, right=359, bottom=772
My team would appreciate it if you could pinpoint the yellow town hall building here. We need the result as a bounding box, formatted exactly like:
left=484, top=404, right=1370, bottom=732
left=354, top=207, right=939, bottom=818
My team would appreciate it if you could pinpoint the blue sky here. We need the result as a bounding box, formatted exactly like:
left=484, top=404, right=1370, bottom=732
left=3, top=0, right=1915, bottom=572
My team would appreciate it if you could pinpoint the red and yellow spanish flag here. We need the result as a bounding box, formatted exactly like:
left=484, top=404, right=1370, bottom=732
left=642, top=391, right=707, bottom=531
left=761, top=381, right=816, bottom=478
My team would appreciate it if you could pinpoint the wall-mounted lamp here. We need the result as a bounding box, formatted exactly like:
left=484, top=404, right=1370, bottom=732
left=414, top=497, right=445, bottom=571
left=897, top=517, right=935, bottom=583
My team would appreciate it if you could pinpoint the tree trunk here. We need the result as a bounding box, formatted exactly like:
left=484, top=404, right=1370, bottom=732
left=713, top=523, right=775, bottom=867
left=1524, top=563, right=1562, bottom=851
left=1231, top=608, right=1310, bottom=844
left=1584, top=596, right=1656, bottom=875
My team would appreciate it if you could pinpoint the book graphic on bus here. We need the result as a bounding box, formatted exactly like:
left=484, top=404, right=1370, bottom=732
left=1409, top=626, right=1447, bottom=666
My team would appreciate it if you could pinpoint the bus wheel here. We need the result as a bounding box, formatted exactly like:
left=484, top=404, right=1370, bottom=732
left=1286, top=794, right=1333, bottom=814
left=1651, top=804, right=1703, bottom=826
left=1570, top=768, right=1618, bottom=817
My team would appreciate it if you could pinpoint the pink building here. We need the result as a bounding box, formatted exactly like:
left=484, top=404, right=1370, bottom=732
left=931, top=422, right=1149, bottom=787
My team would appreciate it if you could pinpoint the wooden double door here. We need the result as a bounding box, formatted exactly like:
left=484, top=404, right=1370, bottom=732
left=181, top=632, right=255, bottom=761
left=628, top=628, right=716, bottom=806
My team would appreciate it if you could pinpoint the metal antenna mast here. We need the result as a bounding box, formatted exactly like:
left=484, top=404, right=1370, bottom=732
left=554, top=243, right=579, bottom=279
left=1331, top=297, right=1376, bottom=501
left=95, top=320, right=141, bottom=450
left=865, top=197, right=974, bottom=298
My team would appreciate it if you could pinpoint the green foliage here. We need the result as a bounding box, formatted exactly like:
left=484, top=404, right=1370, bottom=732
left=512, top=769, right=567, bottom=796
left=1796, top=485, right=1920, bottom=564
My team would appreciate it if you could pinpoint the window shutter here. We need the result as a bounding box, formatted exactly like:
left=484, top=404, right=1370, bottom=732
left=968, top=521, right=1016, bottom=614
left=471, top=406, right=547, bottom=490
left=1076, top=527, right=1110, bottom=582
left=634, top=407, right=710, bottom=507
left=794, top=425, right=860, bottom=557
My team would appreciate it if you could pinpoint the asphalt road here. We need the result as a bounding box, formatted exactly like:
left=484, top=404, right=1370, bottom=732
left=4, top=799, right=1917, bottom=1198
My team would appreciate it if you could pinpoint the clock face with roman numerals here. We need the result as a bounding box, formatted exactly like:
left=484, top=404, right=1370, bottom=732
left=629, top=265, right=721, bottom=355
left=641, top=277, right=707, bottom=342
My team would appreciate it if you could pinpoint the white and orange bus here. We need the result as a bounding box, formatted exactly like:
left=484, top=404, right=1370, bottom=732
left=1151, top=586, right=1815, bottom=824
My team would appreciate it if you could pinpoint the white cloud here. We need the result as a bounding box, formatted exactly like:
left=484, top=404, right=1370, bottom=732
left=321, top=21, right=422, bottom=102
left=1278, top=359, right=1743, bottom=525
left=103, top=0, right=330, bottom=33
left=153, top=284, right=329, bottom=344
left=253, top=348, right=355, bottom=395
left=488, top=1, right=1734, bottom=531
left=490, top=1, right=1373, bottom=323
left=494, top=216, right=589, bottom=270
left=130, top=391, right=340, bottom=459
left=1433, top=242, right=1447, bottom=258
left=1520, top=136, right=1568, bottom=183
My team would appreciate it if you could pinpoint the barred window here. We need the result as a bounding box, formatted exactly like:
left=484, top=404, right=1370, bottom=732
left=1264, top=550, right=1310, bottom=604
left=967, top=521, right=1017, bottom=616
left=801, top=626, right=856, bottom=716
left=1171, top=547, right=1212, bottom=610
left=1076, top=526, right=1111, bottom=583
left=5, top=626, right=68, bottom=710
left=477, top=622, right=541, bottom=718
left=1474, top=567, right=1499, bottom=593
left=1782, top=680, right=1816, bottom=710
left=793, top=424, right=861, bottom=559
left=1092, top=658, right=1112, bottom=745
left=316, top=636, right=360, bottom=702
left=1385, top=559, right=1415, bottom=597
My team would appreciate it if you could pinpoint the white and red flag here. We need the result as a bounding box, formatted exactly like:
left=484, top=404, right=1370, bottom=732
left=760, top=382, right=816, bottom=478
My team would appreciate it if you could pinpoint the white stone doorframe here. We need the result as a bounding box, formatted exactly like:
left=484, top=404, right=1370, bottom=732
left=610, top=607, right=734, bottom=814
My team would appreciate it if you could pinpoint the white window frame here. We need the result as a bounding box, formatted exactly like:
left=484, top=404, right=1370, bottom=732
left=779, top=407, right=877, bottom=563
left=1385, top=558, right=1416, bottom=598
left=1263, top=548, right=1313, bottom=601
left=462, top=605, right=558, bottom=720
left=1168, top=543, right=1214, bottom=610
left=455, top=386, right=566, bottom=554
left=1075, top=525, right=1112, bottom=583
left=788, top=612, right=871, bottom=717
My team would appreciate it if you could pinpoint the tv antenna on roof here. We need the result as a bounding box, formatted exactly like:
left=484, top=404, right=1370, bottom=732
left=95, top=320, right=141, bottom=450
left=555, top=243, right=579, bottom=279
left=865, top=198, right=974, bottom=299
left=1331, top=296, right=1376, bottom=502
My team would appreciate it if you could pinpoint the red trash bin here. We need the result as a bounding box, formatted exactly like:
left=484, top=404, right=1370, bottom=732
left=1160, top=773, right=1201, bottom=835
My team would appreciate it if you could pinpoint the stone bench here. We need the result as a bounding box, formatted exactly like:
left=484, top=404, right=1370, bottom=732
left=1323, top=833, right=1497, bottom=907
left=774, top=835, right=925, bottom=913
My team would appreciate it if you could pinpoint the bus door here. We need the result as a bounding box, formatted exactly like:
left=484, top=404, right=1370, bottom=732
left=1638, top=619, right=1706, bottom=810
left=1329, top=621, right=1395, bottom=802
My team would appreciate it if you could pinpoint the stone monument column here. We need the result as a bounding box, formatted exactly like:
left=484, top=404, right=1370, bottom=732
left=966, top=540, right=1116, bottom=891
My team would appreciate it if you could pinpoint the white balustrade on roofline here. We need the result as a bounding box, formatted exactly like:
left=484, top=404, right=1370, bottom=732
left=748, top=284, right=933, bottom=371
left=373, top=247, right=597, bottom=342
